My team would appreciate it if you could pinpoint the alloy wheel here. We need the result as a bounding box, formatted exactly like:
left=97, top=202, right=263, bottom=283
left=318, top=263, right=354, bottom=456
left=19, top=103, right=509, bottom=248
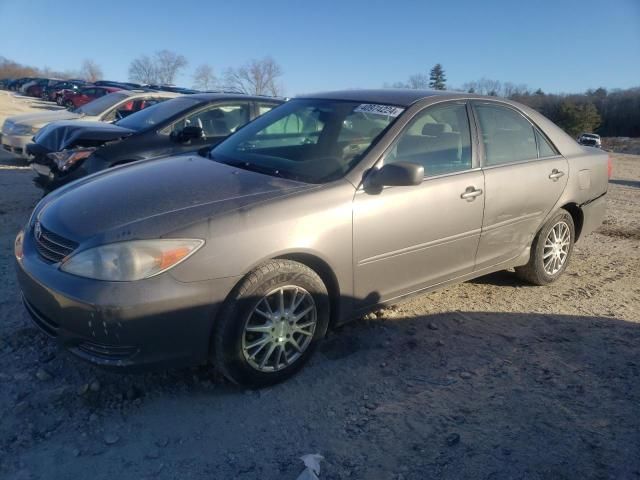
left=543, top=221, right=570, bottom=275
left=242, top=286, right=317, bottom=373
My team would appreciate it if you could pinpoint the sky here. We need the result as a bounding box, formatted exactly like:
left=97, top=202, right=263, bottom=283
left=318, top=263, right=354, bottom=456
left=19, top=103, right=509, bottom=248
left=0, top=0, right=638, bottom=95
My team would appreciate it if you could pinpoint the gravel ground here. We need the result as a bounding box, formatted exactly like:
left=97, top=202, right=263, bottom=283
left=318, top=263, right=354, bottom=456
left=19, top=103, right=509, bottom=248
left=0, top=93, right=639, bottom=479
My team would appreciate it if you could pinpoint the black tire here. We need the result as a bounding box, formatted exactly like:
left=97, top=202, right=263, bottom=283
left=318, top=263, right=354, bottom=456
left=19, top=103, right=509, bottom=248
left=516, top=210, right=575, bottom=286
left=64, top=100, right=74, bottom=110
left=213, top=260, right=330, bottom=387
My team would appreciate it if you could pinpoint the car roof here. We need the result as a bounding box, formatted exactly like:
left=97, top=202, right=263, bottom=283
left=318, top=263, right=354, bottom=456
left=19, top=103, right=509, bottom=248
left=298, top=89, right=456, bottom=107
left=183, top=93, right=286, bottom=103
left=114, top=90, right=181, bottom=99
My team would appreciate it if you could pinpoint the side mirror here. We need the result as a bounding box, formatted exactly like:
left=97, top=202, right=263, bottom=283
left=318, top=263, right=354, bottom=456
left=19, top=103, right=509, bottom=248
left=197, top=146, right=211, bottom=158
left=366, top=162, right=424, bottom=191
left=174, top=126, right=204, bottom=143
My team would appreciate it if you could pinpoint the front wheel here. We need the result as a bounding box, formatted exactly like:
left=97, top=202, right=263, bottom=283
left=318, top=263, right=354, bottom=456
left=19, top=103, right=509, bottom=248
left=516, top=210, right=575, bottom=285
left=213, top=260, right=329, bottom=387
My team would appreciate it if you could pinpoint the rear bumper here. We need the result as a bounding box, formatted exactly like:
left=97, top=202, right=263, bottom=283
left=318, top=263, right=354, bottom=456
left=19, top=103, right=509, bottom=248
left=580, top=193, right=607, bottom=239
left=16, top=233, right=240, bottom=370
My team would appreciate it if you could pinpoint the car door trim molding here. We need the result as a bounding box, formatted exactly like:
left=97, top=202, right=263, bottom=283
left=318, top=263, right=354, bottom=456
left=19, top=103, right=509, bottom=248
left=480, top=154, right=565, bottom=171
left=358, top=227, right=482, bottom=266
left=481, top=211, right=542, bottom=233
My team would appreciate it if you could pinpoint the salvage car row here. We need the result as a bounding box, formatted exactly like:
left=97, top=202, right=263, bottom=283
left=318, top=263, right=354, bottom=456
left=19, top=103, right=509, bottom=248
left=5, top=84, right=611, bottom=386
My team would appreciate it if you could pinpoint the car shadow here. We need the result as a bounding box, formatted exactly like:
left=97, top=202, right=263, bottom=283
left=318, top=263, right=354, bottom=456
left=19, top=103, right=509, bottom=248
left=7, top=304, right=639, bottom=479
left=610, top=178, right=640, bottom=188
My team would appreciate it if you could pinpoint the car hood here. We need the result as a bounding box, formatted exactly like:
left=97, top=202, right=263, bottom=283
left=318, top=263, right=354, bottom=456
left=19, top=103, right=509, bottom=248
left=6, top=110, right=84, bottom=128
left=34, top=121, right=135, bottom=152
left=38, top=155, right=314, bottom=243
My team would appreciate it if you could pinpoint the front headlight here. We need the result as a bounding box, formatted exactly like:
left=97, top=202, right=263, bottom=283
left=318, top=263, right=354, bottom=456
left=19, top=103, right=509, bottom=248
left=47, top=148, right=96, bottom=172
left=13, top=124, right=39, bottom=136
left=60, top=239, right=204, bottom=281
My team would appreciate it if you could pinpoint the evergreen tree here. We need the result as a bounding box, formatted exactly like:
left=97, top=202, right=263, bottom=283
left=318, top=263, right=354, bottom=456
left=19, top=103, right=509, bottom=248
left=429, top=64, right=446, bottom=90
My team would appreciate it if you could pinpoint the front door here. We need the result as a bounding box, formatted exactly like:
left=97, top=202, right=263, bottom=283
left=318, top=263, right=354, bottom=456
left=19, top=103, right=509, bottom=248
left=472, top=102, right=569, bottom=269
left=353, top=101, right=484, bottom=306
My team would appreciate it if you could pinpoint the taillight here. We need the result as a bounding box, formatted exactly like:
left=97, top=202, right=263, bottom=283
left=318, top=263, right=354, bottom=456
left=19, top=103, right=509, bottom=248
left=607, top=155, right=613, bottom=179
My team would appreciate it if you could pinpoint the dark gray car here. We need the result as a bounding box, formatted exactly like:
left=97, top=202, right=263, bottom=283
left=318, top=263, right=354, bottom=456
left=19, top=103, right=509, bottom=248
left=15, top=89, right=609, bottom=386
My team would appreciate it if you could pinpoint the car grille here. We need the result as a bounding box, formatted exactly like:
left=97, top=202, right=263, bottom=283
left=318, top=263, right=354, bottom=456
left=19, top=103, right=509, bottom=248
left=75, top=341, right=138, bottom=361
left=34, top=223, right=78, bottom=263
left=23, top=296, right=59, bottom=338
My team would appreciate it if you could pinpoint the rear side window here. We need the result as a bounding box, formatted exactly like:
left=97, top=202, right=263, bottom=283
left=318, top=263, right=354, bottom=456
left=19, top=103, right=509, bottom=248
left=257, top=103, right=280, bottom=116
left=475, top=104, right=537, bottom=166
left=536, top=129, right=558, bottom=157
left=384, top=102, right=472, bottom=177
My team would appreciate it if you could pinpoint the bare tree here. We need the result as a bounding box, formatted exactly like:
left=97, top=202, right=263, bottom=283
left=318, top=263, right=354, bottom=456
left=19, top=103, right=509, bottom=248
left=128, top=50, right=188, bottom=85
left=407, top=73, right=429, bottom=89
left=155, top=50, right=188, bottom=85
left=224, top=57, right=283, bottom=96
left=192, top=64, right=216, bottom=90
left=128, top=55, right=157, bottom=84
left=80, top=59, right=103, bottom=82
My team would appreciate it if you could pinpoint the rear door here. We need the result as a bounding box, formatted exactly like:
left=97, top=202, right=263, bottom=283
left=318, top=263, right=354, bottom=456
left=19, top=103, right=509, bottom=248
left=472, top=101, right=569, bottom=269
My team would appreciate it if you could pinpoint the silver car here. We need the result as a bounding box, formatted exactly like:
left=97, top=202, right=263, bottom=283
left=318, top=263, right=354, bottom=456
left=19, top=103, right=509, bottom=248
left=15, top=90, right=609, bottom=386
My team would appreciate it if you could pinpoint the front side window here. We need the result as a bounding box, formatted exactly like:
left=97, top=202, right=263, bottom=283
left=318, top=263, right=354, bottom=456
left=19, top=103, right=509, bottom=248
left=171, top=103, right=250, bottom=138
left=475, top=103, right=538, bottom=166
left=212, top=99, right=401, bottom=183
left=383, top=102, right=472, bottom=177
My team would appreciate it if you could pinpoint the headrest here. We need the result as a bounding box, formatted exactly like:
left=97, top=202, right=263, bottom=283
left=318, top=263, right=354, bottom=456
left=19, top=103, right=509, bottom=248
left=422, top=123, right=446, bottom=136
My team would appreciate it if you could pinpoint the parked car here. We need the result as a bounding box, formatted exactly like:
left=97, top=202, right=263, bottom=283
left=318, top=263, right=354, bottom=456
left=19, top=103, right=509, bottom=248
left=93, top=80, right=143, bottom=90
left=15, top=90, right=609, bottom=386
left=28, top=94, right=283, bottom=191
left=1, top=90, right=178, bottom=158
left=61, top=86, right=123, bottom=109
left=8, top=77, right=35, bottom=91
left=0, top=78, right=13, bottom=89
left=25, top=78, right=63, bottom=98
left=41, top=80, right=87, bottom=102
left=578, top=133, right=601, bottom=148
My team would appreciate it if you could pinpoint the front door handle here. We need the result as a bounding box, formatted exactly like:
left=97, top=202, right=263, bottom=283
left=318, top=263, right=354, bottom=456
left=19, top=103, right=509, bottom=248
left=461, top=186, right=483, bottom=201
left=549, top=169, right=565, bottom=181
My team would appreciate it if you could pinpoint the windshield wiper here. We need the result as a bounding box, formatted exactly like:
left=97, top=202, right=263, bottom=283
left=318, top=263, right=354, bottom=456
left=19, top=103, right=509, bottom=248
left=220, top=159, right=287, bottom=179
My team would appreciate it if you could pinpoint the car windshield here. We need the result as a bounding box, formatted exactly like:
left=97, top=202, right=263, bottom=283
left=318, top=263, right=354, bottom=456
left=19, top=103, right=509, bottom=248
left=115, top=97, right=200, bottom=131
left=73, top=92, right=129, bottom=116
left=211, top=99, right=402, bottom=183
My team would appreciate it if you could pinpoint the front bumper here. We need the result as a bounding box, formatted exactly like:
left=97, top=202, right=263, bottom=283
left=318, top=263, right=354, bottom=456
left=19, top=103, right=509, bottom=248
left=16, top=231, right=239, bottom=370
left=1, top=133, right=32, bottom=159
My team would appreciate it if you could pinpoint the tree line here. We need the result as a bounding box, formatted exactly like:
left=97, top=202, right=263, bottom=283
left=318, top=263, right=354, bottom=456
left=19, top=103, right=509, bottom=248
left=1, top=52, right=285, bottom=97
left=387, top=64, right=640, bottom=138
left=2, top=55, right=637, bottom=137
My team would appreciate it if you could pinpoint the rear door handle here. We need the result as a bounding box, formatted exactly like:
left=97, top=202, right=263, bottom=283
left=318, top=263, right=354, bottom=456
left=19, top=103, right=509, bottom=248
left=461, top=186, right=483, bottom=201
left=549, top=169, right=565, bottom=181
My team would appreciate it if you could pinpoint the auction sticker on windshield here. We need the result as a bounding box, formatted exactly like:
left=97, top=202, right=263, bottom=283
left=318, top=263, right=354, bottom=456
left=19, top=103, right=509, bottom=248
left=354, top=104, right=405, bottom=117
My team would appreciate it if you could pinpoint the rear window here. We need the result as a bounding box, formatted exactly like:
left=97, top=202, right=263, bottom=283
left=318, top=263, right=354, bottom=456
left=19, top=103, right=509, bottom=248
left=75, top=92, right=130, bottom=116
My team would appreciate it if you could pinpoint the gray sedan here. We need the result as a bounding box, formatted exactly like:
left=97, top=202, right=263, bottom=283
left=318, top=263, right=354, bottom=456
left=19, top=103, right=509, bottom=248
left=15, top=89, right=609, bottom=386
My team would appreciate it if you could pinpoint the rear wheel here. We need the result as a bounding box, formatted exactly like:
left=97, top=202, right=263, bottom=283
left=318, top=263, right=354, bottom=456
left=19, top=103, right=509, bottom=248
left=516, top=210, right=575, bottom=285
left=213, top=260, right=329, bottom=387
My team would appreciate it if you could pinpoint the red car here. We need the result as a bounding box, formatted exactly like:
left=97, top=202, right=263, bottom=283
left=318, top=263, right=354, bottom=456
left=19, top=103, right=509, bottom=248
left=62, top=86, right=122, bottom=109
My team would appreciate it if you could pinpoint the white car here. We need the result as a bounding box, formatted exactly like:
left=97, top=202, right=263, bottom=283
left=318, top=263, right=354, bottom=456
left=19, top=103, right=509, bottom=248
left=0, top=90, right=179, bottom=159
left=578, top=133, right=601, bottom=148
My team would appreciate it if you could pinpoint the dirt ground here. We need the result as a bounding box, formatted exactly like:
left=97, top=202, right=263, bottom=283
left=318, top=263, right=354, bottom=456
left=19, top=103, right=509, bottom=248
left=0, top=92, right=639, bottom=480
